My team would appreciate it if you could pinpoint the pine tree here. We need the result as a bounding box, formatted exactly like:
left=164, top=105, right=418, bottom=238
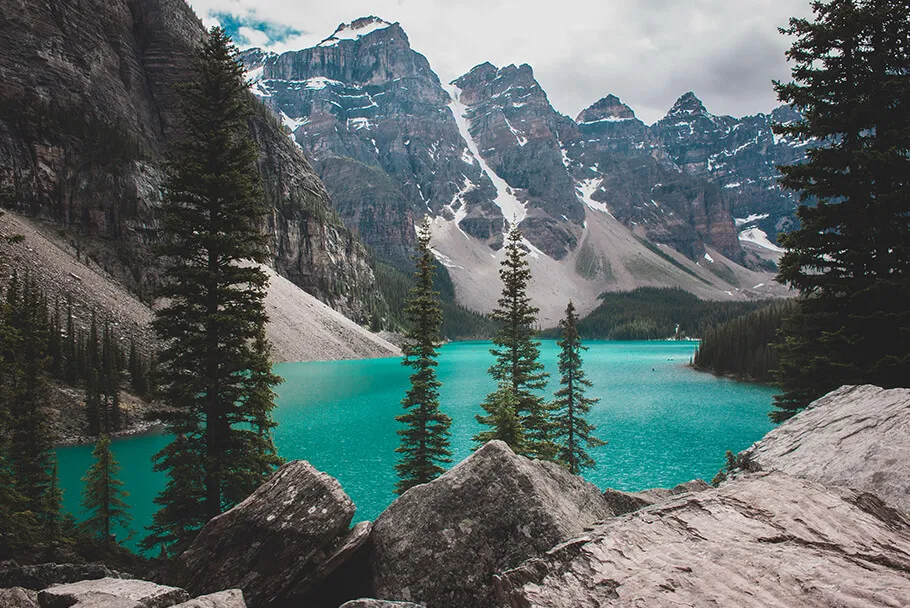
left=81, top=435, right=131, bottom=548
left=144, top=27, right=282, bottom=555
left=771, top=0, right=910, bottom=421
left=473, top=383, right=524, bottom=452
left=552, top=301, right=604, bottom=475
left=482, top=225, right=553, bottom=459
left=395, top=217, right=452, bottom=494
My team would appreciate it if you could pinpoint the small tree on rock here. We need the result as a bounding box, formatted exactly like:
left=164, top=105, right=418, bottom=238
left=473, top=383, right=524, bottom=453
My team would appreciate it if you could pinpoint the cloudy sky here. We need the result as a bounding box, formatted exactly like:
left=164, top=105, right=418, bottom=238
left=189, top=0, right=811, bottom=124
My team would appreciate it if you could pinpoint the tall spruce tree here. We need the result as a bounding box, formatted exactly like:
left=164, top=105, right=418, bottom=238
left=395, top=218, right=451, bottom=494
left=771, top=0, right=910, bottom=422
left=552, top=301, right=604, bottom=474
left=81, top=435, right=131, bottom=548
left=144, top=27, right=282, bottom=555
left=482, top=225, right=553, bottom=459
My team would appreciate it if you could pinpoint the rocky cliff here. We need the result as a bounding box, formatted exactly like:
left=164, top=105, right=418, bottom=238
left=0, top=0, right=384, bottom=321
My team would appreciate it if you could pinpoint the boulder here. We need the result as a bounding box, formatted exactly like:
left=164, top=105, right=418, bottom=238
left=602, top=479, right=710, bottom=515
left=174, top=461, right=358, bottom=607
left=339, top=601, right=423, bottom=608
left=0, top=587, right=40, bottom=608
left=169, top=590, right=246, bottom=608
left=37, top=578, right=188, bottom=608
left=742, top=385, right=910, bottom=514
left=495, top=471, right=910, bottom=607
left=370, top=440, right=613, bottom=608
left=0, top=564, right=127, bottom=591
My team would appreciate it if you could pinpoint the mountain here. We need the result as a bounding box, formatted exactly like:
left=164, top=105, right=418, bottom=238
left=243, top=17, right=794, bottom=322
left=0, top=0, right=385, bottom=323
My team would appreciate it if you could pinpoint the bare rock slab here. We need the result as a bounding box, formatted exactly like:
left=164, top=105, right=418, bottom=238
left=370, top=440, right=613, bottom=608
left=174, top=461, right=356, bottom=607
left=743, top=385, right=910, bottom=514
left=37, top=578, right=188, bottom=608
left=169, top=590, right=246, bottom=608
left=602, top=479, right=710, bottom=515
left=339, top=601, right=424, bottom=608
left=0, top=587, right=40, bottom=608
left=496, top=471, right=910, bottom=607
left=0, top=564, right=127, bottom=591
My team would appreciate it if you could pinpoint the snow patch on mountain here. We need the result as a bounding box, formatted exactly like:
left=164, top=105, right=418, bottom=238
left=739, top=227, right=784, bottom=252
left=317, top=16, right=392, bottom=47
left=576, top=178, right=612, bottom=217
left=735, top=213, right=770, bottom=226
left=445, top=83, right=527, bottom=226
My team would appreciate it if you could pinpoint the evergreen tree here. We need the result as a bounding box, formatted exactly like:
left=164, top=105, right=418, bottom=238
left=144, top=27, right=282, bottom=555
left=81, top=435, right=131, bottom=548
left=394, top=218, right=451, bottom=494
left=771, top=0, right=910, bottom=421
left=552, top=302, right=604, bottom=475
left=473, top=383, right=524, bottom=452
left=483, top=225, right=553, bottom=459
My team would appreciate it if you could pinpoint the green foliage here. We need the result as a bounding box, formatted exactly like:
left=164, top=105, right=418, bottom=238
left=144, top=28, right=282, bottom=556
left=0, top=271, right=63, bottom=555
left=771, top=0, right=910, bottom=422
left=570, top=287, right=765, bottom=340
left=693, top=300, right=797, bottom=382
left=395, top=218, right=452, bottom=494
left=474, top=383, right=525, bottom=452
left=711, top=450, right=755, bottom=487
left=552, top=302, right=605, bottom=475
left=81, top=436, right=131, bottom=548
left=482, top=226, right=554, bottom=460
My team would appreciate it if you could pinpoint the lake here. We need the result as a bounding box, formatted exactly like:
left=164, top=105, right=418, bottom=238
left=56, top=340, right=776, bottom=548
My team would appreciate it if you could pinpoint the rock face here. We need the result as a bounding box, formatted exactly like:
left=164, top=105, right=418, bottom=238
left=0, top=564, right=127, bottom=592
left=602, top=479, right=710, bottom=515
left=175, top=461, right=362, bottom=608
left=0, top=587, right=39, bottom=608
left=0, top=0, right=384, bottom=321
left=170, top=590, right=246, bottom=608
left=742, top=384, right=910, bottom=515
left=37, top=578, right=189, bottom=608
left=495, top=471, right=910, bottom=607
left=369, top=440, right=613, bottom=608
left=339, top=601, right=423, bottom=608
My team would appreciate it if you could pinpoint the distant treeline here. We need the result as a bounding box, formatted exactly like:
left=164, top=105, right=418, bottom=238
left=693, top=300, right=797, bottom=382
left=375, top=261, right=496, bottom=340
left=557, top=288, right=768, bottom=340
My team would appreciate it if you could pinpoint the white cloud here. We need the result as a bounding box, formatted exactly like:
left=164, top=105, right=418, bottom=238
left=188, top=0, right=811, bottom=124
left=237, top=26, right=271, bottom=48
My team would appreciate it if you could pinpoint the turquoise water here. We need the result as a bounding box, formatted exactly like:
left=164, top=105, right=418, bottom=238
left=56, top=340, right=775, bottom=548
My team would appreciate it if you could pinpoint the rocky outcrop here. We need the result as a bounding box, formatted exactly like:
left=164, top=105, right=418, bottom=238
left=742, top=384, right=910, bottom=515
left=339, top=601, right=423, bottom=608
left=369, top=440, right=613, bottom=608
left=174, top=461, right=363, bottom=608
left=495, top=471, right=910, bottom=607
left=37, top=578, right=189, bottom=608
left=0, top=0, right=384, bottom=322
left=169, top=590, right=246, bottom=608
left=0, top=563, right=127, bottom=591
left=0, top=587, right=39, bottom=608
left=602, top=479, right=710, bottom=515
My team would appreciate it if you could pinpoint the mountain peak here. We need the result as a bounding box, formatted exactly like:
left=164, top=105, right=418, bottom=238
left=577, top=94, right=637, bottom=124
left=667, top=91, right=708, bottom=117
left=317, top=16, right=395, bottom=47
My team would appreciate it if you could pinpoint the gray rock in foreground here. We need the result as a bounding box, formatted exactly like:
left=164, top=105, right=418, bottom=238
left=495, top=471, right=910, bottom=607
left=370, top=440, right=613, bottom=608
left=37, top=578, right=188, bottom=608
left=603, top=479, right=710, bottom=515
left=340, top=600, right=424, bottom=608
left=174, top=460, right=356, bottom=607
left=0, top=587, right=40, bottom=608
left=170, top=590, right=246, bottom=608
left=743, top=385, right=910, bottom=514
left=0, top=564, right=128, bottom=591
